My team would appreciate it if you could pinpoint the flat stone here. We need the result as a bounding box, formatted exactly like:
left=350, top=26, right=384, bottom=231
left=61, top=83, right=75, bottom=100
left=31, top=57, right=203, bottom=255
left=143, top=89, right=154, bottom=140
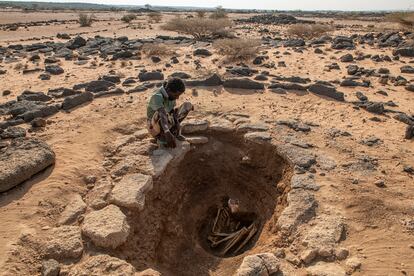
left=186, top=136, right=209, bottom=144
left=82, top=205, right=130, bottom=249
left=236, top=253, right=279, bottom=276
left=209, top=118, right=235, bottom=132
left=223, top=78, right=265, bottom=90
left=84, top=179, right=112, bottom=209
left=0, top=138, right=55, bottom=192
left=181, top=119, right=209, bottom=134
left=291, top=174, right=320, bottom=191
left=0, top=126, right=26, bottom=139
left=44, top=226, right=83, bottom=260
left=67, top=254, right=136, bottom=276
left=59, top=194, right=87, bottom=225
left=61, top=92, right=93, bottom=110
left=238, top=123, right=269, bottom=132
left=244, top=132, right=272, bottom=143
left=136, top=268, right=162, bottom=276
left=277, top=189, right=317, bottom=233
left=110, top=173, right=153, bottom=210
left=308, top=83, right=345, bottom=101
left=307, top=262, right=346, bottom=276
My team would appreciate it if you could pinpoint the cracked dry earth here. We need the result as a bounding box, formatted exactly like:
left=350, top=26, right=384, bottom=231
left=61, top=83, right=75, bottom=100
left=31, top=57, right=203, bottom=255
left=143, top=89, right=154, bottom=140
left=0, top=10, right=414, bottom=276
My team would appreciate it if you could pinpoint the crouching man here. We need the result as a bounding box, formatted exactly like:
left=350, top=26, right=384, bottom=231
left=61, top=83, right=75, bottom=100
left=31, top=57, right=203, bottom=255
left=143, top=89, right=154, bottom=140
left=147, top=78, right=193, bottom=148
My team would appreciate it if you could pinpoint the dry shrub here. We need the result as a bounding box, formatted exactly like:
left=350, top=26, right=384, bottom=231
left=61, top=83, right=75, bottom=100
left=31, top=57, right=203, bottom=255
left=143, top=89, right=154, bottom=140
left=79, top=13, right=94, bottom=27
left=214, top=38, right=261, bottom=60
left=141, top=43, right=174, bottom=56
left=210, top=6, right=228, bottom=19
left=148, top=12, right=162, bottom=23
left=121, top=14, right=137, bottom=23
left=162, top=18, right=232, bottom=40
left=287, top=24, right=333, bottom=39
left=386, top=12, right=414, bottom=28
left=196, top=11, right=206, bottom=18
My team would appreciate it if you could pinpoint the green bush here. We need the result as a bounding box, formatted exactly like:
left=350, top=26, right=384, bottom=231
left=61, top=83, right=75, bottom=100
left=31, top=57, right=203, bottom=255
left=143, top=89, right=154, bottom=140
left=121, top=14, right=137, bottom=23
left=162, top=18, right=232, bottom=40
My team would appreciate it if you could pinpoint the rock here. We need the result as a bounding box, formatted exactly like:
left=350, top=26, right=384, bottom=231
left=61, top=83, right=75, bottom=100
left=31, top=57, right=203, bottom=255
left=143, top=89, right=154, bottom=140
left=335, top=248, right=349, bottom=260
left=0, top=138, right=55, bottom=192
left=59, top=194, right=87, bottom=225
left=0, top=126, right=26, bottom=139
left=366, top=102, right=384, bottom=115
left=48, top=87, right=80, bottom=98
left=340, top=53, right=353, bottom=62
left=244, top=132, right=271, bottom=143
left=112, top=50, right=133, bottom=60
left=62, top=92, right=94, bottom=110
left=193, top=48, right=212, bottom=56
left=181, top=119, right=208, bottom=134
left=340, top=78, right=368, bottom=87
left=393, top=43, right=414, bottom=57
left=228, top=66, right=257, bottom=77
left=186, top=136, right=209, bottom=144
left=138, top=71, right=164, bottom=82
left=355, top=91, right=368, bottom=102
left=277, top=189, right=317, bottom=233
left=170, top=72, right=191, bottom=79
left=185, top=73, right=223, bottom=86
left=45, top=65, right=64, bottom=75
left=347, top=64, right=359, bottom=75
left=307, top=262, right=346, bottom=276
left=31, top=117, right=47, bottom=128
left=223, top=78, right=265, bottom=90
left=302, top=215, right=345, bottom=255
left=209, top=118, right=235, bottom=132
left=41, top=259, right=60, bottom=276
left=401, top=65, right=414, bottom=74
left=301, top=249, right=318, bottom=264
left=82, top=204, right=130, bottom=249
left=136, top=268, right=161, bottom=276
left=85, top=80, right=115, bottom=93
left=101, top=74, right=121, bottom=83
left=268, top=82, right=307, bottom=91
left=238, top=123, right=269, bottom=132
left=374, top=179, right=385, bottom=188
left=308, top=83, right=345, bottom=101
left=235, top=253, right=279, bottom=276
left=18, top=90, right=51, bottom=102
left=254, top=74, right=268, bottom=81
left=332, top=36, right=354, bottom=50
left=405, top=85, right=414, bottom=92
left=109, top=174, right=153, bottom=210
left=67, top=254, right=136, bottom=276
left=276, top=119, right=312, bottom=132
left=291, top=174, right=319, bottom=191
left=283, top=39, right=305, bottom=47
left=84, top=179, right=112, bottom=209
left=345, top=257, right=362, bottom=272
left=67, top=36, right=86, bottom=49
left=405, top=125, right=414, bottom=139
left=237, top=13, right=313, bottom=25
left=57, top=33, right=71, bottom=39
left=44, top=226, right=83, bottom=260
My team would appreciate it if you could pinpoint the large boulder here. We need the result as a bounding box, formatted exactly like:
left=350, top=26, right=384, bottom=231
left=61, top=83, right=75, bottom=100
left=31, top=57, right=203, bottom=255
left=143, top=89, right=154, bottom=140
left=67, top=36, right=86, bottom=50
left=235, top=253, right=279, bottom=276
left=85, top=80, right=115, bottom=93
left=185, top=73, right=223, bottom=87
left=0, top=138, right=55, bottom=192
left=138, top=71, right=164, bottom=82
left=223, top=78, right=265, bottom=90
left=82, top=205, right=130, bottom=249
left=109, top=174, right=153, bottom=210
left=393, top=41, right=414, bottom=57
left=45, top=65, right=64, bottom=75
left=17, top=90, right=51, bottom=102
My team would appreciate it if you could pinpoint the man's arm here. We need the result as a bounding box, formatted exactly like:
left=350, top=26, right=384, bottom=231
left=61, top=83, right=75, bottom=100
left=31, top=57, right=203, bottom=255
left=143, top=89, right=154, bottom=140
left=157, top=107, right=176, bottom=148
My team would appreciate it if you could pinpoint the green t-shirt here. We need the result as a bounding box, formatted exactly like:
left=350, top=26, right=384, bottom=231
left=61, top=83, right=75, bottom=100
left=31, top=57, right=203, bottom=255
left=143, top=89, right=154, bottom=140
left=147, top=86, right=176, bottom=119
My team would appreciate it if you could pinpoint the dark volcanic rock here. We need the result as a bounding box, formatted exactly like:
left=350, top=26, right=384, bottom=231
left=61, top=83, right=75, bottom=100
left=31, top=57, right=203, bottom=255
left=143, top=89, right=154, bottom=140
left=48, top=88, right=80, bottom=98
left=62, top=92, right=94, bottom=110
left=340, top=53, right=354, bottom=62
left=112, top=50, right=133, bottom=60
left=355, top=91, right=368, bottom=102
left=185, top=73, right=223, bottom=87
left=332, top=36, right=354, bottom=50
left=393, top=41, right=414, bottom=57
left=223, top=78, right=265, bottom=90
left=268, top=82, right=307, bottom=91
left=85, top=80, right=115, bottom=93
left=0, top=138, right=55, bottom=192
left=17, top=91, right=51, bottom=102
left=18, top=104, right=60, bottom=122
left=400, top=65, right=414, bottom=74
left=283, top=39, right=305, bottom=47
left=45, top=65, right=64, bottom=75
left=0, top=126, right=26, bottom=139
left=340, top=79, right=369, bottom=87
left=193, top=49, right=212, bottom=57
left=236, top=14, right=314, bottom=25
left=366, top=102, right=385, bottom=115
left=308, top=83, right=345, bottom=101
left=138, top=71, right=164, bottom=82
left=228, top=66, right=257, bottom=77
left=67, top=36, right=86, bottom=50
left=100, top=75, right=121, bottom=84
left=169, top=72, right=192, bottom=79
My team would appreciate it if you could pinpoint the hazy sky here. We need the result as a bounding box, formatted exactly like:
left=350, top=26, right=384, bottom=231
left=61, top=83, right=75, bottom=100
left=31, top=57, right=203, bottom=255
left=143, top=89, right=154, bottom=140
left=9, top=0, right=414, bottom=11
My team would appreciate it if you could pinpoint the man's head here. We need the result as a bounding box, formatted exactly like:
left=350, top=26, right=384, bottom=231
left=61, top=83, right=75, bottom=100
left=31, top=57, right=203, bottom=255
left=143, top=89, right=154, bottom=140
left=165, top=78, right=185, bottom=100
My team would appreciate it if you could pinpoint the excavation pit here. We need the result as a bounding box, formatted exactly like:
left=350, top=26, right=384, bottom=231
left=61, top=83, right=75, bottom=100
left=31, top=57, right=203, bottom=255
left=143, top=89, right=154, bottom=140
left=116, top=131, right=292, bottom=275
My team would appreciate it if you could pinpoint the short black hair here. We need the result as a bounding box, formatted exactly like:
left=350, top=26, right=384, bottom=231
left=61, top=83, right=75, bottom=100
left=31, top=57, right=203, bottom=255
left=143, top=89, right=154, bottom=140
left=165, top=78, right=185, bottom=94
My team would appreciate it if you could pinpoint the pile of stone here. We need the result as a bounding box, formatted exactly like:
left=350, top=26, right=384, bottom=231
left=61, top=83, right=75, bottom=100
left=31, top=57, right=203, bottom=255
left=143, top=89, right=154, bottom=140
left=236, top=14, right=315, bottom=25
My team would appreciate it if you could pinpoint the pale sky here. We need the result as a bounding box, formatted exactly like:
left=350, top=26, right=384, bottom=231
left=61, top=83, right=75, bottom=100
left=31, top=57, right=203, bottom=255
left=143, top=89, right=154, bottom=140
left=8, top=0, right=414, bottom=11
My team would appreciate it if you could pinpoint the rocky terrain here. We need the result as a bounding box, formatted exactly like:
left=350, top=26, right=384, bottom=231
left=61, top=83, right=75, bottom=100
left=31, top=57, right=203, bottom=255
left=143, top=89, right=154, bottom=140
left=0, top=8, right=413, bottom=276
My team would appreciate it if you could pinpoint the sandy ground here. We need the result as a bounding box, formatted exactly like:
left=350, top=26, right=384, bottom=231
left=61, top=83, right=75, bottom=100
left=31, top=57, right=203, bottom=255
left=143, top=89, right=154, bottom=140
left=0, top=9, right=413, bottom=276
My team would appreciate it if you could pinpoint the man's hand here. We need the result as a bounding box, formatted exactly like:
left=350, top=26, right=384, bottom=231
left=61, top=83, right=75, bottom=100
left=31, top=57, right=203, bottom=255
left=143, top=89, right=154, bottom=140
left=164, top=130, right=177, bottom=148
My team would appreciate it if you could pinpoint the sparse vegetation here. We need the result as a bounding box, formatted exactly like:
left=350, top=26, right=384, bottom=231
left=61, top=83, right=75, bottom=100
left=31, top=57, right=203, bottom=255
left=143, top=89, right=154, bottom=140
left=209, top=6, right=228, bottom=19
left=148, top=12, right=162, bottom=23
left=121, top=14, right=137, bottom=23
left=196, top=10, right=206, bottom=18
left=214, top=38, right=261, bottom=60
left=386, top=12, right=414, bottom=28
left=141, top=43, right=174, bottom=56
left=162, top=18, right=233, bottom=40
left=78, top=13, right=94, bottom=27
left=287, top=24, right=333, bottom=39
